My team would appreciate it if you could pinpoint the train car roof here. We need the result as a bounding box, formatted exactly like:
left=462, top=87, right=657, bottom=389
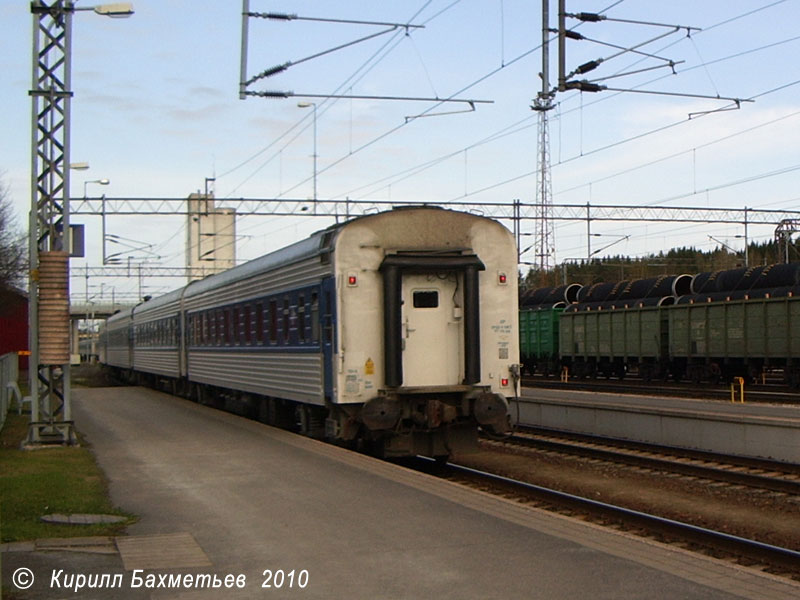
left=105, top=304, right=135, bottom=326
left=132, top=287, right=185, bottom=316
left=182, top=206, right=473, bottom=299
left=183, top=222, right=337, bottom=300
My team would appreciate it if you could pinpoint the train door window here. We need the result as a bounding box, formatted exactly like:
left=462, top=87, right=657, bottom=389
left=233, top=307, right=241, bottom=345
left=324, top=291, right=333, bottom=344
left=298, top=294, right=306, bottom=343
left=413, top=290, right=439, bottom=308
left=311, top=292, right=319, bottom=343
left=269, top=300, right=278, bottom=344
left=256, top=302, right=264, bottom=344
left=283, top=297, right=290, bottom=344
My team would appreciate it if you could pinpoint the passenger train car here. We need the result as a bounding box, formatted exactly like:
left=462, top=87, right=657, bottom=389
left=100, top=207, right=520, bottom=458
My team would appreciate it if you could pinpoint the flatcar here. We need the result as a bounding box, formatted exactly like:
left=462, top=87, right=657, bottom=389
left=100, top=207, right=520, bottom=458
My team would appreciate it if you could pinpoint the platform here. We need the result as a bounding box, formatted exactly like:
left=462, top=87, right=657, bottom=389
left=515, top=387, right=800, bottom=463
left=3, top=386, right=799, bottom=599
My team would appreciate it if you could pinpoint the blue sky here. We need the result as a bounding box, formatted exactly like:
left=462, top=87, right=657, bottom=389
left=2, top=1, right=799, bottom=300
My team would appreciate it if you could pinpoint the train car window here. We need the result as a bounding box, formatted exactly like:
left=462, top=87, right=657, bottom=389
left=225, top=309, right=233, bottom=345
left=413, top=290, right=439, bottom=308
left=243, top=305, right=252, bottom=344
left=217, top=310, right=225, bottom=345
left=311, top=292, right=319, bottom=343
left=233, top=307, right=241, bottom=345
left=256, top=302, right=264, bottom=344
left=283, top=297, right=290, bottom=344
left=269, top=300, right=278, bottom=344
left=298, top=295, right=306, bottom=343
left=210, top=311, right=217, bottom=345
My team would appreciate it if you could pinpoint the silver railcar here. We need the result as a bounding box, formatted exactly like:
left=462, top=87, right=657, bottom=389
left=102, top=207, right=519, bottom=458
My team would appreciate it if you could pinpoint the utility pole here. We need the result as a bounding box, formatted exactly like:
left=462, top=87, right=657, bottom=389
left=531, top=0, right=556, bottom=278
left=28, top=1, right=132, bottom=444
left=29, top=0, right=77, bottom=444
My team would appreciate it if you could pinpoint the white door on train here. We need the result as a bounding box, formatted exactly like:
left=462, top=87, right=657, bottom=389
left=401, top=272, right=462, bottom=387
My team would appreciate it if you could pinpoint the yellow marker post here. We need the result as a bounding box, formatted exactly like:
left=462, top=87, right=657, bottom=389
left=561, top=366, right=569, bottom=383
left=730, top=376, right=745, bottom=403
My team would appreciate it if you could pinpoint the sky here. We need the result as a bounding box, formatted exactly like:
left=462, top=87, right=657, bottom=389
left=2, top=0, right=800, bottom=302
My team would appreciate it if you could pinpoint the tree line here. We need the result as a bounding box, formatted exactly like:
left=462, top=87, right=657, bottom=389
left=521, top=239, right=800, bottom=292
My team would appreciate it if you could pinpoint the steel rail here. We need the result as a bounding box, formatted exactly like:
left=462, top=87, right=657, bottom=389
left=496, top=432, right=800, bottom=495
left=515, top=425, right=800, bottom=476
left=437, top=459, right=800, bottom=573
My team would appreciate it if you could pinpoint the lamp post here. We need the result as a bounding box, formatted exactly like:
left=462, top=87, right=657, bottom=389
left=297, top=101, right=318, bottom=211
left=84, top=177, right=110, bottom=197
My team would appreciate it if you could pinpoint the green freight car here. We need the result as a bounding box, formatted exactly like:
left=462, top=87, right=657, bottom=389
left=558, top=298, right=671, bottom=380
left=669, top=290, right=800, bottom=386
left=519, top=306, right=563, bottom=375
left=519, top=283, right=582, bottom=376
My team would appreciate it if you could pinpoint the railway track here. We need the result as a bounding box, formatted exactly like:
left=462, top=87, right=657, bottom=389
left=488, top=426, right=800, bottom=496
left=419, top=457, right=800, bottom=577
left=522, top=376, right=800, bottom=404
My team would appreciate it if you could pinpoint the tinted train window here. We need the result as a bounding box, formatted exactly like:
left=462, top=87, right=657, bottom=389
left=256, top=302, right=264, bottom=343
left=269, top=301, right=278, bottom=344
left=310, top=293, right=319, bottom=343
left=298, top=295, right=306, bottom=343
left=283, top=297, right=290, bottom=343
left=413, top=291, right=439, bottom=308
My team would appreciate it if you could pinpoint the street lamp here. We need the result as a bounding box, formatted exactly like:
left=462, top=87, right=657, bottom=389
left=297, top=101, right=318, bottom=209
left=75, top=3, right=135, bottom=17
left=84, top=178, right=110, bottom=197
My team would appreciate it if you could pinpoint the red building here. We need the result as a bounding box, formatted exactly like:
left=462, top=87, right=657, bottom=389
left=0, top=285, right=29, bottom=370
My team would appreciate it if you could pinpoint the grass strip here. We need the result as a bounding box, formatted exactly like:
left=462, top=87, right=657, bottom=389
left=0, top=409, right=134, bottom=543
